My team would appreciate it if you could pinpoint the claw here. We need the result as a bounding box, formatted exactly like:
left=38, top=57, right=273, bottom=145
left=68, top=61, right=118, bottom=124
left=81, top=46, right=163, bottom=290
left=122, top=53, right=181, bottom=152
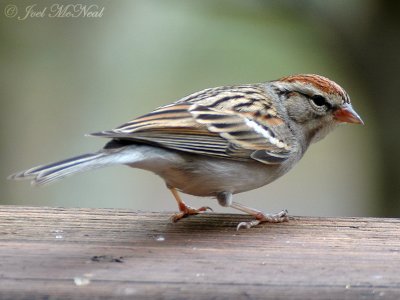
left=257, top=209, right=289, bottom=223
left=170, top=205, right=213, bottom=223
left=236, top=220, right=261, bottom=230
left=203, top=206, right=213, bottom=212
left=236, top=209, right=289, bottom=230
left=168, top=187, right=213, bottom=222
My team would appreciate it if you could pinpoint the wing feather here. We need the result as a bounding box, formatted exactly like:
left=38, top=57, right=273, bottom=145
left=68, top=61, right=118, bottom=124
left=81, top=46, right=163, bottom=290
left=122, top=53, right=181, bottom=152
left=90, top=87, right=295, bottom=164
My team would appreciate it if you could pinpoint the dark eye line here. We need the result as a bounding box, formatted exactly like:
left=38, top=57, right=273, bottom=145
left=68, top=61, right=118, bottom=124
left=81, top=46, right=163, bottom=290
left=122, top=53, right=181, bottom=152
left=297, top=92, right=332, bottom=110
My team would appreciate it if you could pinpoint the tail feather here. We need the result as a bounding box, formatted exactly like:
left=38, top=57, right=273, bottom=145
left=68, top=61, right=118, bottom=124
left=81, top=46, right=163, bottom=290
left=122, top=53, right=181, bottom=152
left=8, top=145, right=142, bottom=186
left=8, top=152, right=107, bottom=186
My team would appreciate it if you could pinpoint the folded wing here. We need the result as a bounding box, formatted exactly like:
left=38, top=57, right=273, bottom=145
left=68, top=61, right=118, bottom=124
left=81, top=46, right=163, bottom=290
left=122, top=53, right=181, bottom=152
left=91, top=98, right=294, bottom=164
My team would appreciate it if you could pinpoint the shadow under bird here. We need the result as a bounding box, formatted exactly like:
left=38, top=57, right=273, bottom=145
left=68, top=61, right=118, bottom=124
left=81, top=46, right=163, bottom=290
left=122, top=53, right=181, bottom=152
left=9, top=74, right=363, bottom=229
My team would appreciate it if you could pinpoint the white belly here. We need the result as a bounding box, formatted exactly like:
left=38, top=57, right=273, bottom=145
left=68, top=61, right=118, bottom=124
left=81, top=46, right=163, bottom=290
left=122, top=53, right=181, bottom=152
left=163, top=159, right=280, bottom=196
left=129, top=145, right=298, bottom=197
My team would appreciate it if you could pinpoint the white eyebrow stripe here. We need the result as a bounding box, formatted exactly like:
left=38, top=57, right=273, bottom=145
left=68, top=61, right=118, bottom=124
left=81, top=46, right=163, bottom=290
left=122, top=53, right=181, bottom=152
left=244, top=118, right=286, bottom=148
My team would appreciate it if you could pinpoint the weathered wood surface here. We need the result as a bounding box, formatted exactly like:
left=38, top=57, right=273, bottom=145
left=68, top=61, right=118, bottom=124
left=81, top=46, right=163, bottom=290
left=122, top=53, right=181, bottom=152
left=0, top=206, right=399, bottom=300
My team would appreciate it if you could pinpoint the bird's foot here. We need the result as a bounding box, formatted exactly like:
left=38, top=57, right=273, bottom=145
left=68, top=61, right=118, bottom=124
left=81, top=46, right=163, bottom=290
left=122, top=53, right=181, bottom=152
left=170, top=205, right=213, bottom=223
left=168, top=186, right=213, bottom=222
left=236, top=209, right=289, bottom=230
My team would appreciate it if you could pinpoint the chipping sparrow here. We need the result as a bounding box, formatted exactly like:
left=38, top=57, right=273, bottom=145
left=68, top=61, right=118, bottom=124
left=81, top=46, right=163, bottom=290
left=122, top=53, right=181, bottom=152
left=9, top=74, right=363, bottom=229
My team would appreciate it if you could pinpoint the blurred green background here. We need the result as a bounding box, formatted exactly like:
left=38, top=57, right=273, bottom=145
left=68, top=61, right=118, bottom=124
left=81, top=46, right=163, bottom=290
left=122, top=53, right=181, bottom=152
left=1, top=0, right=399, bottom=217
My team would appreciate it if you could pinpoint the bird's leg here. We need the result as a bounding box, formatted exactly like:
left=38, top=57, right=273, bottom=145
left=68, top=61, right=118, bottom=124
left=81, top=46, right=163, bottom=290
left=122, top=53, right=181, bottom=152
left=216, top=192, right=288, bottom=230
left=168, top=186, right=212, bottom=222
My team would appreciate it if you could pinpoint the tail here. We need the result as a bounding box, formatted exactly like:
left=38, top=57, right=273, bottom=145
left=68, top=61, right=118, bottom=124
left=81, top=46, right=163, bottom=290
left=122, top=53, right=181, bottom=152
left=8, top=146, right=141, bottom=186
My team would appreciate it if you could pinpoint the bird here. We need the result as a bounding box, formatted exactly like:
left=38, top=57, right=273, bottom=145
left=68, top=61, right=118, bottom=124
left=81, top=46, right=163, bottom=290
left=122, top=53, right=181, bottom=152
left=8, top=74, right=363, bottom=229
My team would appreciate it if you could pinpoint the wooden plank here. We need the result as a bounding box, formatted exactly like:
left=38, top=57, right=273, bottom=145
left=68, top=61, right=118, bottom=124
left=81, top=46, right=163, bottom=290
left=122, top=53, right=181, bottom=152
left=0, top=206, right=399, bottom=299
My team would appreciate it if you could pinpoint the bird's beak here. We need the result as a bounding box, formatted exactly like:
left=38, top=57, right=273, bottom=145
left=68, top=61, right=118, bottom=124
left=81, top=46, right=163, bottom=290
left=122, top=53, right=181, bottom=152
left=334, top=103, right=364, bottom=125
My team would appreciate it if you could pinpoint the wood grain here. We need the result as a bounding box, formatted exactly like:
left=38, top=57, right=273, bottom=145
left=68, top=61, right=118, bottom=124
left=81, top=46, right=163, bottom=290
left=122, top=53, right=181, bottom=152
left=0, top=206, right=399, bottom=299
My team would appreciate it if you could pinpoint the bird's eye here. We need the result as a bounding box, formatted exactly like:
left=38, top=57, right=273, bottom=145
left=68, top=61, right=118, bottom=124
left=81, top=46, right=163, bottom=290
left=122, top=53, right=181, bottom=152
left=310, top=95, right=327, bottom=107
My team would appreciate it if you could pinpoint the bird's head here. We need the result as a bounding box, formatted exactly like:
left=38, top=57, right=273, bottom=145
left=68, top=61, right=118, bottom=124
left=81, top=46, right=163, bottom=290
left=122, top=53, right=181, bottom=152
left=272, top=74, right=363, bottom=144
